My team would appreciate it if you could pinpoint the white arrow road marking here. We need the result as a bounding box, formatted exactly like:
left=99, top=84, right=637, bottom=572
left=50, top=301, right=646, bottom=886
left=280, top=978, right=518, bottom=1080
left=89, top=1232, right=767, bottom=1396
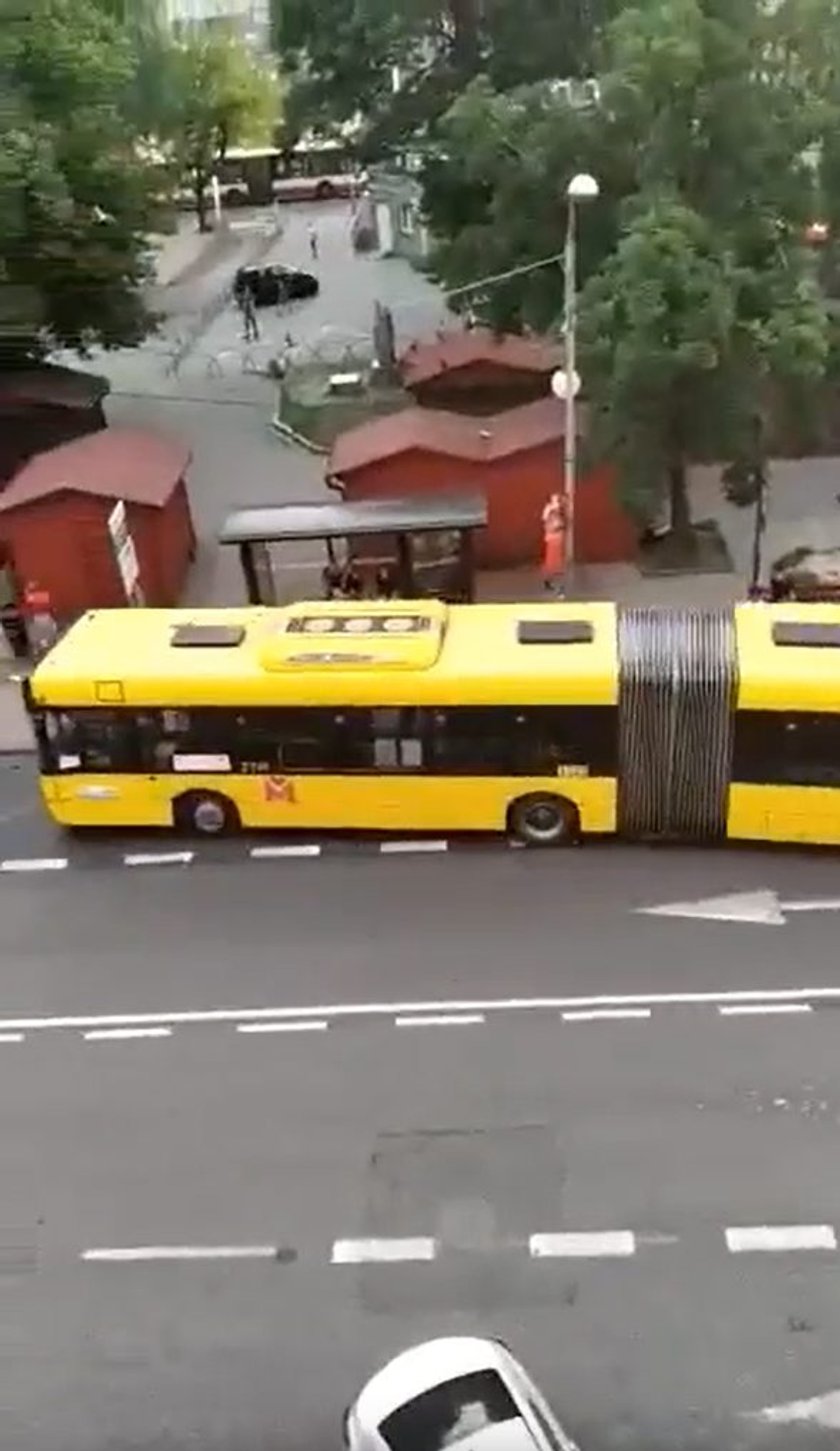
left=638, top=890, right=786, bottom=924
left=750, top=1390, right=840, bottom=1428
left=640, top=890, right=840, bottom=925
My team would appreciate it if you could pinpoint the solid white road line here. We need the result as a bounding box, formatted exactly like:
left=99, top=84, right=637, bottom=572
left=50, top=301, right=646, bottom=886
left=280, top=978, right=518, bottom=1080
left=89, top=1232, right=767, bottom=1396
left=0, top=985, right=832, bottom=1035
left=236, top=1020, right=328, bottom=1034
left=395, top=1013, right=485, bottom=1027
left=123, top=851, right=194, bottom=867
left=0, top=1033, right=23, bottom=1043
left=562, top=1008, right=652, bottom=1022
left=718, top=1003, right=813, bottom=1017
left=82, top=1245, right=278, bottom=1262
left=726, top=1225, right=837, bottom=1253
left=530, top=1231, right=636, bottom=1259
left=331, top=1237, right=437, bottom=1264
left=83, top=1027, right=173, bottom=1041
left=379, top=839, right=449, bottom=855
left=0, top=857, right=68, bottom=872
left=249, top=844, right=322, bottom=859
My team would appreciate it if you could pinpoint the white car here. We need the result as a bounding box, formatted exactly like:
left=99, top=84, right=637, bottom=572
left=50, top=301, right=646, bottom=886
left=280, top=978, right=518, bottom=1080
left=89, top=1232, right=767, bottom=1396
left=344, top=1335, right=580, bottom=1451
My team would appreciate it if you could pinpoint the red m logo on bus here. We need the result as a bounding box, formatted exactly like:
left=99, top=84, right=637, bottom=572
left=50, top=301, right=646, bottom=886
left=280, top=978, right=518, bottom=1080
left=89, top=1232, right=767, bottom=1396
left=264, top=775, right=296, bottom=804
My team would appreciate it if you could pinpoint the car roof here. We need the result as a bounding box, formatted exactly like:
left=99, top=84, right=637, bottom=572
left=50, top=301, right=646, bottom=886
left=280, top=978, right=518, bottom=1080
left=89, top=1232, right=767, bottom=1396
left=354, top=1336, right=506, bottom=1427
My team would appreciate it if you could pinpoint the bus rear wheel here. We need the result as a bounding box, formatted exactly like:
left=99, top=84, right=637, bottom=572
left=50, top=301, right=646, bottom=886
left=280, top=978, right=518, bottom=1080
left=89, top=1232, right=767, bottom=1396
left=508, top=793, right=579, bottom=847
left=174, top=790, right=240, bottom=837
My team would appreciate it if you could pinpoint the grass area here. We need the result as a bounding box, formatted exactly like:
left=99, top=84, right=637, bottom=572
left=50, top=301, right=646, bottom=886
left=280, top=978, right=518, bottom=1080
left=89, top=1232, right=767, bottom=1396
left=278, top=364, right=410, bottom=448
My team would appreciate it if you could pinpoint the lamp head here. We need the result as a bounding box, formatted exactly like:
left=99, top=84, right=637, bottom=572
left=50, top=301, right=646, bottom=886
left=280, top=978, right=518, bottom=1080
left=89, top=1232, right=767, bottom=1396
left=567, top=173, right=599, bottom=201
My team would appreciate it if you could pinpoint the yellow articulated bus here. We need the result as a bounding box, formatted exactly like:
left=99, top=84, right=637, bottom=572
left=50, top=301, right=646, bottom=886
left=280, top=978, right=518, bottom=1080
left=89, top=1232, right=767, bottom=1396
left=21, top=597, right=840, bottom=847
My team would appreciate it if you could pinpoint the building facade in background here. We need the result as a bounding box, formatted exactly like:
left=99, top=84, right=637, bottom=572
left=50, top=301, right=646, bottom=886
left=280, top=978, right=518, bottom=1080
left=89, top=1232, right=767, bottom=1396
left=162, top=0, right=270, bottom=50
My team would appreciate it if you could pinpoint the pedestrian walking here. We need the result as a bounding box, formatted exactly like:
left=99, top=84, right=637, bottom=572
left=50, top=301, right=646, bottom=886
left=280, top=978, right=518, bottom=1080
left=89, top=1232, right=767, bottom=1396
left=241, top=288, right=259, bottom=342
left=307, top=223, right=319, bottom=260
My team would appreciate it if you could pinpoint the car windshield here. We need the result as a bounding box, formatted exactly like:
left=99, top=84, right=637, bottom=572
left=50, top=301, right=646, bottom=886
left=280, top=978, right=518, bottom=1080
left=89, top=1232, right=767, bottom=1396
left=379, top=1369, right=519, bottom=1451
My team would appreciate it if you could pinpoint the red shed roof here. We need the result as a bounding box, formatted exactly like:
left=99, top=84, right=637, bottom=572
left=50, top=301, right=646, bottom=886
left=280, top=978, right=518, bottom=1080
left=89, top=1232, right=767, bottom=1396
left=399, top=327, right=564, bottom=388
left=0, top=363, right=109, bottom=410
left=329, top=396, right=575, bottom=478
left=0, top=427, right=191, bottom=514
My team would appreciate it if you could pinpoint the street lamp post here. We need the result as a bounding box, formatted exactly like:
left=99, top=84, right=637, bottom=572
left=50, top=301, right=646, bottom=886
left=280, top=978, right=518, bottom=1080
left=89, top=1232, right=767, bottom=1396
left=560, top=172, right=599, bottom=581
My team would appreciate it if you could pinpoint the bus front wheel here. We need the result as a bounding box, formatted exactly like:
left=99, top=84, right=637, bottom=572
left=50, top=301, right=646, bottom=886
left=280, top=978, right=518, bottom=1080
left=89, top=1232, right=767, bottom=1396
left=508, top=793, right=579, bottom=847
left=174, top=790, right=240, bottom=837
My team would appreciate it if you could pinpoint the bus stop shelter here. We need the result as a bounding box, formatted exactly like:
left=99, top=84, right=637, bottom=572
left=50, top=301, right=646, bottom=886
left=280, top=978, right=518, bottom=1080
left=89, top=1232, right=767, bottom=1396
left=218, top=495, right=488, bottom=605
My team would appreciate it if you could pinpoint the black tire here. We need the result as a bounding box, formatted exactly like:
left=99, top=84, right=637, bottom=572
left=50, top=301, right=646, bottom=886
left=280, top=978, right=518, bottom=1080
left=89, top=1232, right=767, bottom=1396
left=315, top=179, right=335, bottom=200
left=173, top=790, right=240, bottom=837
left=508, top=792, right=578, bottom=847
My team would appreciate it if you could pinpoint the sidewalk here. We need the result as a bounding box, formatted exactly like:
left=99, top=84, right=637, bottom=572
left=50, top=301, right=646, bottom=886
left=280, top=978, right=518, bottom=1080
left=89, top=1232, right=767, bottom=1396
left=150, top=220, right=239, bottom=289
left=0, top=673, right=34, bottom=754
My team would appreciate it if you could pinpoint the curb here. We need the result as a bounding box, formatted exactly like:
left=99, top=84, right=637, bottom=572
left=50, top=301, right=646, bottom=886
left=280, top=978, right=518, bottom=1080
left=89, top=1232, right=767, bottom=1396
left=269, top=414, right=328, bottom=454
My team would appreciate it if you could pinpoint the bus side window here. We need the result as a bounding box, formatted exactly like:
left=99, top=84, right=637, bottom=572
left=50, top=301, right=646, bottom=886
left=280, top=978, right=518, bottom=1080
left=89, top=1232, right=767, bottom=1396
left=47, top=709, right=137, bottom=772
left=371, top=708, right=424, bottom=770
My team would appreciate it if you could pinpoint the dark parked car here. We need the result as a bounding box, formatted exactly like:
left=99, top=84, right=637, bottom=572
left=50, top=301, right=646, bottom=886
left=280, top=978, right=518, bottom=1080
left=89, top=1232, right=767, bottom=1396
left=233, top=264, right=319, bottom=308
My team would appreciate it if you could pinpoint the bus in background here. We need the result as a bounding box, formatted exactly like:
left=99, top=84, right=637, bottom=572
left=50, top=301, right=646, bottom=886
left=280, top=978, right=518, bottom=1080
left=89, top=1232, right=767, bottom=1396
left=23, top=598, right=840, bottom=848
left=272, top=134, right=363, bottom=204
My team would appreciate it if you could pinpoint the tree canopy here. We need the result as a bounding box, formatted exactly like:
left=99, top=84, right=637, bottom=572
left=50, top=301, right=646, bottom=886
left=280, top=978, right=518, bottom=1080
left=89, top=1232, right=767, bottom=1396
left=165, top=29, right=280, bottom=230
left=423, top=0, right=830, bottom=528
left=271, top=0, right=613, bottom=150
left=0, top=0, right=159, bottom=360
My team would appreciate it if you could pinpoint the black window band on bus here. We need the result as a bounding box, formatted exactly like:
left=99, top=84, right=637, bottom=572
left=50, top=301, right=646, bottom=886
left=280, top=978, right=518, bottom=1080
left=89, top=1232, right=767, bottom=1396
left=732, top=709, right=840, bottom=787
left=31, top=703, right=619, bottom=779
left=771, top=622, right=840, bottom=648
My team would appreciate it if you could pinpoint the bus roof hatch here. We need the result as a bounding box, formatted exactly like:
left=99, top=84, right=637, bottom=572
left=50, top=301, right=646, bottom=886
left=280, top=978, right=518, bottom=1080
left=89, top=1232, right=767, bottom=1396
left=258, top=602, right=448, bottom=673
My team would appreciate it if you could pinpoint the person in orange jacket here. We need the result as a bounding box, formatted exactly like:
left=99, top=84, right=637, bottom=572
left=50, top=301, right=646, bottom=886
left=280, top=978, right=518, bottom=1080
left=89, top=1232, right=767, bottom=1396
left=541, top=492, right=567, bottom=595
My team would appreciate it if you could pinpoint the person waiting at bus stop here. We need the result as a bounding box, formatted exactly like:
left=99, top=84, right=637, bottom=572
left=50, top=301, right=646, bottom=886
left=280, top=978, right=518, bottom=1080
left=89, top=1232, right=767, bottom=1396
left=541, top=492, right=567, bottom=596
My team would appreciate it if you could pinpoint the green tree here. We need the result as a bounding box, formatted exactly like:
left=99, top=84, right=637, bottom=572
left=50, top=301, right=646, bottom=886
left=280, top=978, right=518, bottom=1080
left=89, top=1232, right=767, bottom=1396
left=423, top=77, right=629, bottom=331
left=168, top=28, right=280, bottom=231
left=270, top=0, right=613, bottom=150
left=579, top=200, right=827, bottom=535
left=427, top=0, right=830, bottom=530
left=0, top=0, right=159, bottom=360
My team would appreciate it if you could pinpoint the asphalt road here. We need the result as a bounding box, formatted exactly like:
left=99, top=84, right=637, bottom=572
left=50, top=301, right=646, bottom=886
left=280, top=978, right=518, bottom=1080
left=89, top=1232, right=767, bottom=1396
left=5, top=765, right=840, bottom=1449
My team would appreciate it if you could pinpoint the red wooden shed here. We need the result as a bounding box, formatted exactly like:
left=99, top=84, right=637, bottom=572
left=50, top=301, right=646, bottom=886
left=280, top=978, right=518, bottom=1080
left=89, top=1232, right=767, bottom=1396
left=0, top=427, right=196, bottom=619
left=328, top=397, right=635, bottom=569
left=399, top=328, right=564, bottom=414
left=0, top=363, right=109, bottom=484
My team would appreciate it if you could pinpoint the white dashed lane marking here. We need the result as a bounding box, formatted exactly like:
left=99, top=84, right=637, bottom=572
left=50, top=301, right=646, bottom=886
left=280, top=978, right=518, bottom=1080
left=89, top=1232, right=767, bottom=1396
left=0, top=857, right=68, bottom=872
left=1, top=987, right=840, bottom=1041
left=249, top=844, right=322, bottom=859
left=725, top=1225, right=838, bottom=1253
left=80, top=1225, right=840, bottom=1267
left=83, top=1027, right=173, bottom=1042
left=236, top=1020, right=329, bottom=1034
left=331, top=1237, right=437, bottom=1264
left=530, top=1231, right=637, bottom=1259
left=395, top=1013, right=486, bottom=1028
left=123, top=851, right=194, bottom=867
left=718, top=1003, right=814, bottom=1017
left=561, top=1008, right=652, bottom=1023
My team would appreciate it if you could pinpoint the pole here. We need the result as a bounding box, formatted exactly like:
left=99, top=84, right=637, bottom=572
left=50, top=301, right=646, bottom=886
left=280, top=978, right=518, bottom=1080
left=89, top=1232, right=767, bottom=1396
left=748, top=466, right=767, bottom=599
left=563, top=198, right=577, bottom=579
